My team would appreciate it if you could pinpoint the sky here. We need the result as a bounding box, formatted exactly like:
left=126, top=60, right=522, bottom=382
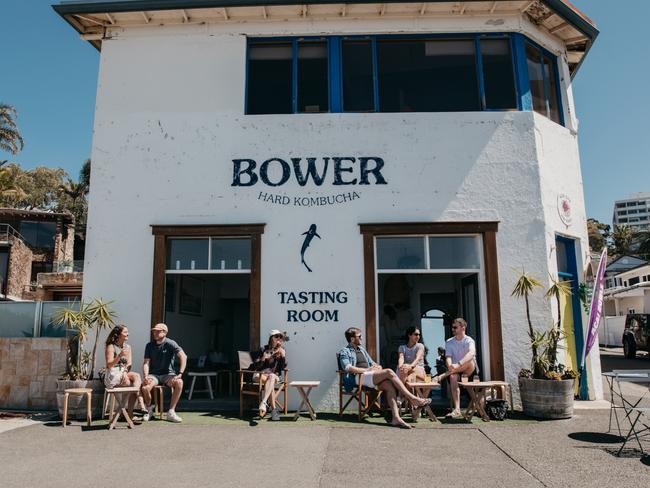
left=1, top=1, right=649, bottom=225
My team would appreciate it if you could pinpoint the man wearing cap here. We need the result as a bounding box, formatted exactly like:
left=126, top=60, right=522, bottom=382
left=251, top=329, right=288, bottom=421
left=141, top=323, right=187, bottom=422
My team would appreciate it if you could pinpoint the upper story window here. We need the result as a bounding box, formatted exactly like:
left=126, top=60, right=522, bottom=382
left=525, top=42, right=561, bottom=124
left=20, top=221, right=57, bottom=250
left=247, top=33, right=562, bottom=121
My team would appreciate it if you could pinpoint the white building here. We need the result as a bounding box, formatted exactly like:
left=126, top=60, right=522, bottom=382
left=613, top=192, right=650, bottom=231
left=55, top=0, right=602, bottom=406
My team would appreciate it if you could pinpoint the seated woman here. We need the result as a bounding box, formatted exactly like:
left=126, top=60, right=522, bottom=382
left=397, top=326, right=426, bottom=384
left=252, top=329, right=288, bottom=421
left=104, top=324, right=145, bottom=418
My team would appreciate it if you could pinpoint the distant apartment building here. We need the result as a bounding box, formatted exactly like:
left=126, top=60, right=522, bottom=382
left=612, top=192, right=650, bottom=230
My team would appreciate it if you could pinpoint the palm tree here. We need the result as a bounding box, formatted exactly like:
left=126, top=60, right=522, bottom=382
left=0, top=104, right=25, bottom=156
left=0, top=161, right=26, bottom=202
left=59, top=177, right=88, bottom=206
left=610, top=225, right=634, bottom=257
left=512, top=270, right=544, bottom=376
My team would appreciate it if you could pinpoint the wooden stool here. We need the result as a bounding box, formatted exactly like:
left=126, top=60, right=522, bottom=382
left=187, top=371, right=217, bottom=400
left=62, top=388, right=93, bottom=428
left=105, top=387, right=140, bottom=430
left=291, top=381, right=320, bottom=420
left=153, top=385, right=165, bottom=420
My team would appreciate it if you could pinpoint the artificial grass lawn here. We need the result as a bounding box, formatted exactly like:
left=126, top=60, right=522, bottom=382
left=82, top=410, right=538, bottom=429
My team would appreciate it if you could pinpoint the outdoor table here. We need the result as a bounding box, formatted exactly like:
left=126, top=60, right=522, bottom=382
left=603, top=371, right=650, bottom=436
left=62, top=387, right=93, bottom=428
left=105, top=386, right=140, bottom=430
left=290, top=381, right=320, bottom=420
left=405, top=380, right=438, bottom=422
left=460, top=381, right=511, bottom=422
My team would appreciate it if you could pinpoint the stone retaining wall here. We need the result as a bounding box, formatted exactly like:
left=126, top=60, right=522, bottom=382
left=0, top=338, right=67, bottom=410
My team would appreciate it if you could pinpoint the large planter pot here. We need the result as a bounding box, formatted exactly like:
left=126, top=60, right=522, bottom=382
left=518, top=377, right=575, bottom=419
left=56, top=379, right=105, bottom=420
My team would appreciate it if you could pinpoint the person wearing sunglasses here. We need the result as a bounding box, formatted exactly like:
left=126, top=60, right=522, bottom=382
left=397, top=326, right=426, bottom=384
left=252, top=329, right=288, bottom=421
left=435, top=317, right=478, bottom=418
left=338, top=326, right=431, bottom=429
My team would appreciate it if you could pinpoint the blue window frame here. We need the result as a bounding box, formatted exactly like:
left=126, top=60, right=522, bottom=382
left=246, top=33, right=563, bottom=125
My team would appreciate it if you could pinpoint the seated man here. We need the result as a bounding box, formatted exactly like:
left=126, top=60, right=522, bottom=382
left=434, top=318, right=478, bottom=418
left=338, top=326, right=431, bottom=429
left=141, top=323, right=187, bottom=423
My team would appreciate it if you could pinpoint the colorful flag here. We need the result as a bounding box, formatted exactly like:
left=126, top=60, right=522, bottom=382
left=582, top=247, right=607, bottom=365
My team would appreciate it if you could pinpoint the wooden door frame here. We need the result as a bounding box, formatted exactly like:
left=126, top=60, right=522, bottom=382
left=151, top=224, right=265, bottom=351
left=359, top=221, right=504, bottom=381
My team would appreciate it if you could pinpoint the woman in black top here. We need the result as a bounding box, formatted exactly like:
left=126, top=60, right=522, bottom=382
left=253, top=329, right=288, bottom=420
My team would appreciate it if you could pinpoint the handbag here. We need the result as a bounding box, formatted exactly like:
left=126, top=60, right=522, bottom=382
left=485, top=399, right=508, bottom=421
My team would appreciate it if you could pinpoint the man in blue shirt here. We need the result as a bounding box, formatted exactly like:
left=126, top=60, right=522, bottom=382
left=338, top=326, right=431, bottom=429
left=141, top=323, right=187, bottom=422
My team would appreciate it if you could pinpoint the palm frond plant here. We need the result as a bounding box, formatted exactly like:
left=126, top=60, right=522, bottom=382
left=86, top=299, right=117, bottom=379
left=544, top=277, right=572, bottom=370
left=0, top=103, right=24, bottom=155
left=512, top=270, right=578, bottom=380
left=511, top=270, right=544, bottom=377
left=52, top=299, right=117, bottom=379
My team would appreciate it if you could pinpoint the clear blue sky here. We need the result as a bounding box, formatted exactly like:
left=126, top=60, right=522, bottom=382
left=1, top=1, right=648, bottom=226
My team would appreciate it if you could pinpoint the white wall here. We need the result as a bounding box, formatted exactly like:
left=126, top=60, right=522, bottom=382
left=84, top=19, right=590, bottom=407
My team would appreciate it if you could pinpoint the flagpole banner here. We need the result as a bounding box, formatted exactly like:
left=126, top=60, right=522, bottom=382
left=583, top=248, right=608, bottom=366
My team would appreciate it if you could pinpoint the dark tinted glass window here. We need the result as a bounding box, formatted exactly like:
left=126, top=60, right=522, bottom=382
left=525, top=44, right=546, bottom=115
left=247, top=43, right=293, bottom=114
left=480, top=39, right=516, bottom=109
left=377, top=39, right=479, bottom=112
left=298, top=40, right=328, bottom=113
left=342, top=40, right=374, bottom=111
left=20, top=221, right=56, bottom=250
left=31, top=261, right=53, bottom=283
left=0, top=248, right=8, bottom=293
left=543, top=54, right=561, bottom=123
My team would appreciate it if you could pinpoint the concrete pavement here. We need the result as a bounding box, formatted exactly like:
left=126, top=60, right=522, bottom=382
left=1, top=408, right=648, bottom=488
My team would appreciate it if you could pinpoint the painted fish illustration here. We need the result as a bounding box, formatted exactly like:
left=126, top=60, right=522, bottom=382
left=300, top=224, right=321, bottom=272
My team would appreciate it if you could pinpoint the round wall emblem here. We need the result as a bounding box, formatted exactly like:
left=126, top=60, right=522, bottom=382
left=558, top=194, right=572, bottom=225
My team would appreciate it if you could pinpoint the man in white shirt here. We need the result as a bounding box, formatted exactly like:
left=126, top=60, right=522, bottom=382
left=436, top=318, right=478, bottom=418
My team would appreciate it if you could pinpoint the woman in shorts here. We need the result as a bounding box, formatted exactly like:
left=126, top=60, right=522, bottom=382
left=104, top=324, right=145, bottom=418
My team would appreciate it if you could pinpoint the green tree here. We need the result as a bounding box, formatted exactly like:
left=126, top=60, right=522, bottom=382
left=610, top=225, right=634, bottom=257
left=587, top=218, right=610, bottom=253
left=0, top=103, right=24, bottom=159
left=0, top=162, right=26, bottom=201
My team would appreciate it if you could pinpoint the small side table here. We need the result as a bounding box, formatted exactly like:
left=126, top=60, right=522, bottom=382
left=406, top=381, right=438, bottom=422
left=62, top=387, right=93, bottom=428
left=187, top=371, right=217, bottom=400
left=290, top=381, right=320, bottom=420
left=461, top=381, right=511, bottom=422
left=106, top=386, right=140, bottom=430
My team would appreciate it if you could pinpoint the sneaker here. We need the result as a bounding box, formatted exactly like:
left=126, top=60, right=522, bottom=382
left=167, top=410, right=182, bottom=423
left=270, top=408, right=280, bottom=421
left=143, top=406, right=154, bottom=422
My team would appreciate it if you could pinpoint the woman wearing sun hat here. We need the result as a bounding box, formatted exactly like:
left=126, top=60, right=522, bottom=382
left=252, top=329, right=288, bottom=421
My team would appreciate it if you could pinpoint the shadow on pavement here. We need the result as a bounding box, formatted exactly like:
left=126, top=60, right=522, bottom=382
left=569, top=432, right=625, bottom=443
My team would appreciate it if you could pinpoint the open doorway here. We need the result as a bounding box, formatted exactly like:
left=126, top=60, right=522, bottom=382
left=164, top=274, right=250, bottom=381
left=377, top=273, right=484, bottom=374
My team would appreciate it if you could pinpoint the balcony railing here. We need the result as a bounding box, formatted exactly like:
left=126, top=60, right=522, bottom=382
left=0, top=224, right=26, bottom=243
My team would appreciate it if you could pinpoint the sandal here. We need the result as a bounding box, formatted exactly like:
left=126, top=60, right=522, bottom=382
left=258, top=402, right=268, bottom=418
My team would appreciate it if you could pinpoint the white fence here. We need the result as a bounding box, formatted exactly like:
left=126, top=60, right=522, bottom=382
left=599, top=315, right=626, bottom=347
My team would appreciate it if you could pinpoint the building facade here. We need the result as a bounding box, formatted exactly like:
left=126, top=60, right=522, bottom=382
left=56, top=0, right=602, bottom=406
left=613, top=192, right=650, bottom=231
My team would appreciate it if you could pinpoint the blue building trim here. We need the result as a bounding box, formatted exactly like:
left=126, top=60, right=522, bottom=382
left=328, top=37, right=342, bottom=113
left=511, top=34, right=532, bottom=112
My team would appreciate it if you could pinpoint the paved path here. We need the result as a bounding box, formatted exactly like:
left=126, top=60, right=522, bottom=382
left=1, top=409, right=648, bottom=488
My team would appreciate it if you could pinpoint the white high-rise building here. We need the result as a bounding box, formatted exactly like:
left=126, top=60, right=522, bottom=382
left=613, top=193, right=650, bottom=230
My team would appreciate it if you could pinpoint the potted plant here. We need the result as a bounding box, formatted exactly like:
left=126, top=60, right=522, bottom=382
left=512, top=271, right=579, bottom=419
left=52, top=299, right=117, bottom=419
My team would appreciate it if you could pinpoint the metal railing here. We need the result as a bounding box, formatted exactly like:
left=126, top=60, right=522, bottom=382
left=0, top=223, right=26, bottom=243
